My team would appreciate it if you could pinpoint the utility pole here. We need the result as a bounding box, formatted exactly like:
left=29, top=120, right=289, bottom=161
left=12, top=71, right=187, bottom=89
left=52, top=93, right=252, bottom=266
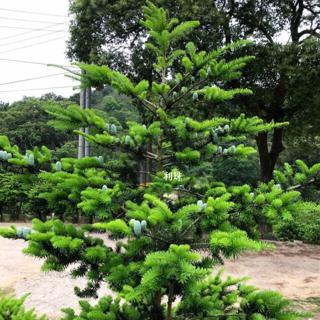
left=78, top=86, right=91, bottom=158
left=84, top=87, right=91, bottom=157
left=78, top=88, right=86, bottom=159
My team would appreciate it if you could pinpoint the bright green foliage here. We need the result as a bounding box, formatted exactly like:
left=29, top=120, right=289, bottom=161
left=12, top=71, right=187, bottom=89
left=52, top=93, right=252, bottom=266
left=43, top=106, right=286, bottom=169
left=78, top=183, right=124, bottom=219
left=240, top=290, right=308, bottom=320
left=125, top=244, right=208, bottom=302
left=200, top=174, right=314, bottom=239
left=210, top=230, right=266, bottom=258
left=0, top=2, right=313, bottom=320
left=45, top=103, right=107, bottom=131
left=141, top=1, right=200, bottom=74
left=196, top=86, right=252, bottom=101
left=256, top=183, right=300, bottom=224
left=22, top=219, right=122, bottom=297
left=61, top=296, right=140, bottom=320
left=176, top=270, right=306, bottom=319
left=0, top=294, right=47, bottom=320
left=0, top=225, right=17, bottom=238
left=94, top=219, right=132, bottom=237
left=56, top=270, right=307, bottom=320
left=38, top=157, right=116, bottom=220
left=274, top=160, right=320, bottom=189
left=0, top=135, right=52, bottom=169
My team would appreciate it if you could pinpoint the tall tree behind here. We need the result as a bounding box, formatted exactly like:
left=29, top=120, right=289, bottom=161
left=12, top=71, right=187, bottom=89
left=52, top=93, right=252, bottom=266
left=236, top=0, right=320, bottom=181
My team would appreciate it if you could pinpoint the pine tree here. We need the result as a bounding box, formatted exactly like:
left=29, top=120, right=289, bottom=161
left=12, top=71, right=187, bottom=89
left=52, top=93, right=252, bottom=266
left=0, top=2, right=314, bottom=319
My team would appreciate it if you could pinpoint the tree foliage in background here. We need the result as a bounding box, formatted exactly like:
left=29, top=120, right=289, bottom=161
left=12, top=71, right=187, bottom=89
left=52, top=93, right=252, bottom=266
left=275, top=201, right=320, bottom=244
left=0, top=96, right=72, bottom=152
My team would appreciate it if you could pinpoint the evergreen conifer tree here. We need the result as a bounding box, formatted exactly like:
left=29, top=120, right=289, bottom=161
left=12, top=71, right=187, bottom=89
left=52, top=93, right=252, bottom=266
left=0, top=2, right=316, bottom=319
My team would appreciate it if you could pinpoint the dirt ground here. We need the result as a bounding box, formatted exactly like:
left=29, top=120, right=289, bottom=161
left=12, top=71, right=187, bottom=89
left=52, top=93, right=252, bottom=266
left=0, top=223, right=320, bottom=319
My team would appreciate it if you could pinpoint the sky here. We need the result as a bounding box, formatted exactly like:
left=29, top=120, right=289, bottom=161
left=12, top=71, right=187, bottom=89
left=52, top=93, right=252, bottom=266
left=0, top=1, right=77, bottom=103
left=0, top=2, right=292, bottom=104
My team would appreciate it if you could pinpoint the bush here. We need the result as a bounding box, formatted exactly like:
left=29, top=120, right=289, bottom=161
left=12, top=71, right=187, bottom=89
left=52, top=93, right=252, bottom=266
left=274, top=201, right=320, bottom=244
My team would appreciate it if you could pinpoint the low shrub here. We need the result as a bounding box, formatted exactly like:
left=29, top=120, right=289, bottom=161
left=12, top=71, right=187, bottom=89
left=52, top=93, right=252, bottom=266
left=274, top=201, right=320, bottom=244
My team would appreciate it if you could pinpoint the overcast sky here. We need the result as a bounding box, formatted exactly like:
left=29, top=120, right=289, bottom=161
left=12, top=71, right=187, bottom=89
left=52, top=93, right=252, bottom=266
left=0, top=2, right=291, bottom=104
left=0, top=1, right=77, bottom=103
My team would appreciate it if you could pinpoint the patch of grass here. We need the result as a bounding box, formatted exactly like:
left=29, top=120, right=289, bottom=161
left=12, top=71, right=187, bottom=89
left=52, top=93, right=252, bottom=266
left=293, top=296, right=320, bottom=315
left=0, top=287, right=15, bottom=297
left=305, top=297, right=320, bottom=312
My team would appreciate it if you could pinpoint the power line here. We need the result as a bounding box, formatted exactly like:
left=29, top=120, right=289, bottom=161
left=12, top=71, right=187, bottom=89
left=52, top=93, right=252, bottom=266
left=0, top=25, right=67, bottom=32
left=0, top=36, right=67, bottom=54
left=0, top=85, right=77, bottom=93
left=0, top=22, right=64, bottom=41
left=0, top=16, right=68, bottom=24
left=0, top=8, right=68, bottom=18
left=0, top=73, right=65, bottom=86
left=0, top=57, right=78, bottom=68
left=0, top=57, right=51, bottom=66
left=0, top=29, right=66, bottom=47
left=0, top=30, right=32, bottom=41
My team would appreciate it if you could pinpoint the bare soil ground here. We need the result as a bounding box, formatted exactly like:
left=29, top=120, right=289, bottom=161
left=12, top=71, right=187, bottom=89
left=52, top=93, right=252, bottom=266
left=0, top=223, right=320, bottom=319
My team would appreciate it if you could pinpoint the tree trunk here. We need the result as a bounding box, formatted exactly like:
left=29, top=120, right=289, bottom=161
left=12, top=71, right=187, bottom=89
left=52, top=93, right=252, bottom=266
left=150, top=291, right=165, bottom=320
left=256, top=127, right=285, bottom=182
left=139, top=159, right=146, bottom=185
left=139, top=143, right=152, bottom=186
left=146, top=143, right=152, bottom=184
left=167, top=284, right=174, bottom=320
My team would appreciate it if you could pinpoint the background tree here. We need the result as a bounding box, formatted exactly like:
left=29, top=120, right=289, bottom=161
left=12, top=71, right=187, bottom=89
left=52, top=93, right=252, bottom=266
left=281, top=38, right=320, bottom=166
left=0, top=173, right=28, bottom=221
left=0, top=96, right=73, bottom=152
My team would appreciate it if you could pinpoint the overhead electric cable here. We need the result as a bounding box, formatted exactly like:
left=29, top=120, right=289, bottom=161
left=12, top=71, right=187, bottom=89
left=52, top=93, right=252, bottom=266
left=0, top=85, right=77, bottom=93
left=0, top=8, right=67, bottom=18
left=0, top=36, right=67, bottom=54
left=0, top=16, right=68, bottom=24
left=0, top=73, right=65, bottom=86
left=0, top=57, right=51, bottom=66
left=0, top=22, right=65, bottom=41
left=0, top=57, right=78, bottom=68
left=0, top=25, right=66, bottom=32
left=0, top=29, right=66, bottom=47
